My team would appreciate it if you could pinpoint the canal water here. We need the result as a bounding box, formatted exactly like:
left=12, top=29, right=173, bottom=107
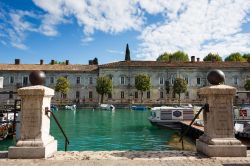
left=0, top=109, right=195, bottom=151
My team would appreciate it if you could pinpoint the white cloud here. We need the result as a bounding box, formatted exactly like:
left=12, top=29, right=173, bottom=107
left=32, top=0, right=144, bottom=38
left=81, top=36, right=94, bottom=45
left=0, top=6, right=38, bottom=50
left=1, top=0, right=250, bottom=59
left=136, top=0, right=250, bottom=60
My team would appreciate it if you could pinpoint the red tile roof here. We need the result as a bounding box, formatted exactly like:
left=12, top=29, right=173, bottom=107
left=0, top=64, right=98, bottom=72
left=0, top=61, right=249, bottom=72
left=99, top=61, right=250, bottom=69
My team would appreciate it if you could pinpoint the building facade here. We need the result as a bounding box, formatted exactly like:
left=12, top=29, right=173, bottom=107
left=0, top=59, right=249, bottom=106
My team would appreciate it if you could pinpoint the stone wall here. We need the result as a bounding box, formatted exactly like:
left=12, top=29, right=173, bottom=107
left=0, top=66, right=249, bottom=105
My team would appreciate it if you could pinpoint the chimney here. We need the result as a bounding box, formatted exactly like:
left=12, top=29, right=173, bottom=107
left=15, top=59, right=20, bottom=65
left=51, top=60, right=55, bottom=65
left=89, top=60, right=93, bottom=65
left=191, top=56, right=195, bottom=62
left=66, top=60, right=69, bottom=65
left=40, top=59, right=44, bottom=65
left=197, top=58, right=200, bottom=62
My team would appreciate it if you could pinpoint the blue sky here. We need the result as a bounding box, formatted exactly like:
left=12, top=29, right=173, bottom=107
left=1, top=0, right=250, bottom=64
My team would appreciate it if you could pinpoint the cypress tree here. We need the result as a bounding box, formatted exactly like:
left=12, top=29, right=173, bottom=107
left=125, top=44, right=131, bottom=61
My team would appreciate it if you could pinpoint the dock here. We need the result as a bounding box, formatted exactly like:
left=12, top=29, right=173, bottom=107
left=178, top=121, right=204, bottom=140
left=179, top=120, right=250, bottom=148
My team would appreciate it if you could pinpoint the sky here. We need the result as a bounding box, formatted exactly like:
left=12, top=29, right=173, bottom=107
left=0, top=0, right=250, bottom=64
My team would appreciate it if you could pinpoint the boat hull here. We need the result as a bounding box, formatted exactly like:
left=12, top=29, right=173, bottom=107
left=148, top=117, right=182, bottom=130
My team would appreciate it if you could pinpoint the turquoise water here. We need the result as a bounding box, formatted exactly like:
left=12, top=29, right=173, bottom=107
left=0, top=109, right=179, bottom=151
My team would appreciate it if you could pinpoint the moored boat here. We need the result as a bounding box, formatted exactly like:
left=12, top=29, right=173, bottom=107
left=148, top=105, right=194, bottom=129
left=65, top=104, right=77, bottom=110
left=99, top=104, right=115, bottom=111
left=131, top=105, right=148, bottom=111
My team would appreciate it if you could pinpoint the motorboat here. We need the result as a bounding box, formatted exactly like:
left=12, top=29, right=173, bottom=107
left=0, top=112, right=15, bottom=140
left=234, top=105, right=250, bottom=135
left=99, top=104, right=115, bottom=111
left=131, top=105, right=149, bottom=111
left=65, top=104, right=77, bottom=110
left=148, top=105, right=194, bottom=129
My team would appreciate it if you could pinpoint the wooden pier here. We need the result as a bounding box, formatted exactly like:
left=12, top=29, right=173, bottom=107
left=179, top=120, right=250, bottom=148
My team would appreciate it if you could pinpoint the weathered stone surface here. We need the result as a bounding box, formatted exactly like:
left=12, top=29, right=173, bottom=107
left=8, top=85, right=57, bottom=159
left=196, top=84, right=246, bottom=157
left=196, top=139, right=246, bottom=157
left=8, top=140, right=57, bottom=159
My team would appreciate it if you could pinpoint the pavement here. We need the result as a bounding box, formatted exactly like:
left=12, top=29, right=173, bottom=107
left=0, top=151, right=250, bottom=166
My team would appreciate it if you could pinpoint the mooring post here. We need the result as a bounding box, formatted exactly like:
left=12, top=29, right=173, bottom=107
left=8, top=71, right=57, bottom=158
left=196, top=69, right=246, bottom=157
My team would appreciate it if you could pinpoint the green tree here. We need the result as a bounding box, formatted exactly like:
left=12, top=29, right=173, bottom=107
left=135, top=74, right=151, bottom=103
left=173, top=78, right=187, bottom=105
left=243, top=53, right=250, bottom=61
left=225, top=52, right=246, bottom=62
left=96, top=76, right=112, bottom=103
left=156, top=51, right=189, bottom=62
left=171, top=51, right=189, bottom=62
left=50, top=61, right=66, bottom=64
left=157, top=52, right=172, bottom=61
left=244, top=78, right=250, bottom=91
left=245, top=78, right=250, bottom=100
left=203, top=53, right=222, bottom=62
left=55, top=77, right=70, bottom=105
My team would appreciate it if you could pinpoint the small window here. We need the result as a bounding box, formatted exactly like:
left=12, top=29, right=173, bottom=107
left=134, top=92, right=138, bottom=99
left=76, top=91, right=80, bottom=99
left=185, top=77, right=188, bottom=84
left=77, top=77, right=81, bottom=84
left=50, top=77, right=54, bottom=84
left=197, top=77, right=201, bottom=85
left=160, top=91, right=164, bottom=99
left=61, top=93, right=67, bottom=99
left=121, top=91, right=124, bottom=99
left=10, top=76, right=14, bottom=84
left=171, top=77, right=175, bottom=85
left=89, top=77, right=93, bottom=85
left=120, top=76, right=125, bottom=85
left=108, top=93, right=112, bottom=99
left=108, top=75, right=113, bottom=82
left=234, top=77, right=238, bottom=85
left=9, top=91, right=13, bottom=99
left=89, top=91, right=93, bottom=99
left=159, top=77, right=164, bottom=85
left=23, top=76, right=28, bottom=86
left=185, top=91, right=189, bottom=98
left=147, top=91, right=150, bottom=99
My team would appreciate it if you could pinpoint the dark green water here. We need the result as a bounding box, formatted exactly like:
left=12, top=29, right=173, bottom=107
left=0, top=109, right=180, bottom=151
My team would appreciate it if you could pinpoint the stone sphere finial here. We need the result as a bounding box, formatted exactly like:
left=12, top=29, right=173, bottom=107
left=207, top=69, right=225, bottom=85
left=29, top=71, right=46, bottom=85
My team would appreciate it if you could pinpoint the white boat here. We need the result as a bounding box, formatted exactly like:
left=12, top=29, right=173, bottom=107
left=234, top=105, right=250, bottom=135
left=148, top=105, right=194, bottom=129
left=99, top=104, right=115, bottom=111
left=65, top=104, right=76, bottom=110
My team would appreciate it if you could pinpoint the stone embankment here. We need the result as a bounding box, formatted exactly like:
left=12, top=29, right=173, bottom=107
left=1, top=151, right=250, bottom=166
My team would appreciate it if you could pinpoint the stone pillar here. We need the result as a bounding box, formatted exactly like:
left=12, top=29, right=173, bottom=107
left=8, top=85, right=57, bottom=158
left=196, top=85, right=246, bottom=157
